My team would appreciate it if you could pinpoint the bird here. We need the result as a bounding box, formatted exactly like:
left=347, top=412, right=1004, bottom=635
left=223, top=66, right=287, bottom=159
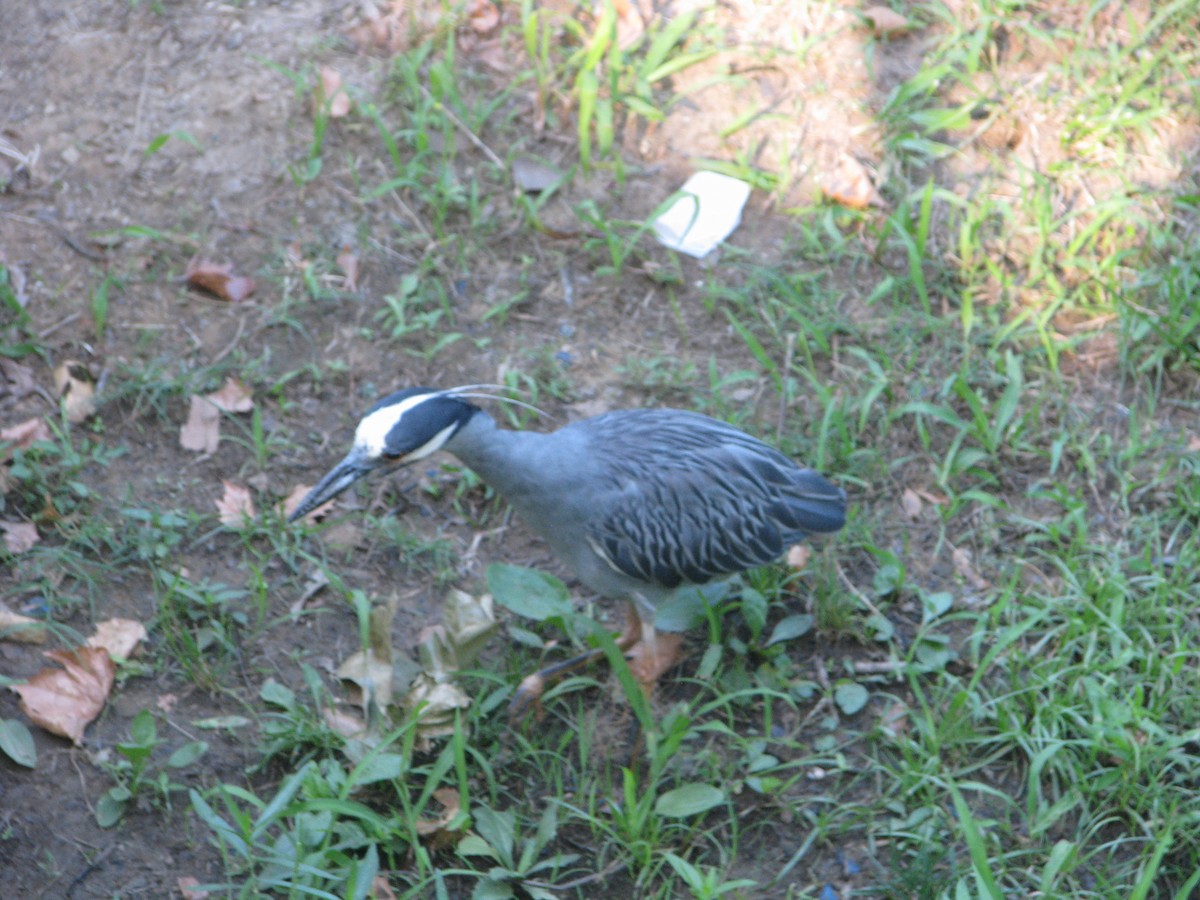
left=287, top=385, right=847, bottom=715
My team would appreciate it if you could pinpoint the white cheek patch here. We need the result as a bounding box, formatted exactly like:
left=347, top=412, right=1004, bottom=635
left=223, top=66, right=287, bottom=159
left=353, top=393, right=430, bottom=457
left=402, top=422, right=458, bottom=462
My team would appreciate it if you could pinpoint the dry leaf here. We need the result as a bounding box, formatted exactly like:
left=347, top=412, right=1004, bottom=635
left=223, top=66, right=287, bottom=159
left=880, top=700, right=910, bottom=738
left=785, top=544, right=811, bottom=570
left=86, top=618, right=147, bottom=660
left=370, top=874, right=398, bottom=900
left=185, top=257, right=256, bottom=302
left=337, top=245, right=360, bottom=291
left=13, top=646, right=116, bottom=744
left=0, top=358, right=36, bottom=400
left=178, top=875, right=212, bottom=899
left=180, top=395, right=221, bottom=454
left=283, top=483, right=335, bottom=522
left=822, top=155, right=885, bottom=210
left=0, top=605, right=47, bottom=644
left=291, top=569, right=330, bottom=614
left=215, top=480, right=256, bottom=527
left=466, top=0, right=500, bottom=33
left=52, top=361, right=97, bottom=423
left=1, top=417, right=52, bottom=454
left=323, top=706, right=368, bottom=739
left=951, top=546, right=990, bottom=590
left=1186, top=433, right=1200, bottom=453
left=900, top=488, right=923, bottom=521
left=317, top=66, right=352, bottom=118
left=337, top=648, right=397, bottom=712
left=1, top=520, right=39, bottom=554
left=204, top=377, right=254, bottom=413
left=862, top=5, right=910, bottom=38
left=913, top=488, right=948, bottom=506
left=402, top=676, right=472, bottom=749
left=156, top=693, right=178, bottom=713
left=414, top=786, right=465, bottom=850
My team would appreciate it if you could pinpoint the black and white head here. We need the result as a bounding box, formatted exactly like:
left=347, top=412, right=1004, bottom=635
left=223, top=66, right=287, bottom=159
left=287, top=387, right=479, bottom=522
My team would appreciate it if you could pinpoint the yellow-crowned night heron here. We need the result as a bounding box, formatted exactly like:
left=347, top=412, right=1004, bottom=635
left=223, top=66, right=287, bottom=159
left=288, top=386, right=846, bottom=712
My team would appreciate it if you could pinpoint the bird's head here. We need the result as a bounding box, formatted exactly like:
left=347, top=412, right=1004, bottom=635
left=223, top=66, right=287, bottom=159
left=287, top=386, right=478, bottom=523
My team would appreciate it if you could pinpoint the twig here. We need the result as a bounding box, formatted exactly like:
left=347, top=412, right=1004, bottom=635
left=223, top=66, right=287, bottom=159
left=836, top=560, right=887, bottom=621
left=418, top=84, right=505, bottom=170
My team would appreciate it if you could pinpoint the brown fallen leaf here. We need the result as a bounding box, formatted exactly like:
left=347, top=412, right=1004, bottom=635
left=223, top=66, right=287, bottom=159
left=180, top=395, right=221, bottom=454
left=0, top=358, right=36, bottom=400
left=1, top=520, right=39, bottom=554
left=215, top=480, right=256, bottom=528
left=913, top=487, right=949, bottom=506
left=322, top=705, right=368, bottom=739
left=1, top=417, right=52, bottom=454
left=178, top=875, right=212, bottom=899
left=414, top=786, right=465, bottom=850
left=952, top=545, right=991, bottom=591
left=0, top=605, right=47, bottom=644
left=822, top=155, right=885, bottom=210
left=204, top=377, right=254, bottom=414
left=291, top=569, right=330, bottom=614
left=369, top=874, right=398, bottom=900
left=53, top=361, right=97, bottom=423
left=466, top=0, right=500, bottom=33
left=283, top=483, right=336, bottom=523
left=402, top=677, right=472, bottom=750
left=786, top=544, right=811, bottom=570
left=317, top=66, right=352, bottom=118
left=185, top=257, right=256, bottom=302
left=900, top=488, right=923, bottom=521
left=13, top=646, right=116, bottom=744
left=337, top=245, right=360, bottom=291
left=879, top=700, right=911, bottom=738
left=86, top=618, right=148, bottom=660
left=156, top=693, right=178, bottom=713
left=862, top=5, right=911, bottom=39
left=1186, top=433, right=1200, bottom=453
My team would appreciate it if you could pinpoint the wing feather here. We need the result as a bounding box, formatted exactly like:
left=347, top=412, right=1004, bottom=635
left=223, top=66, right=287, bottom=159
left=581, top=411, right=845, bottom=589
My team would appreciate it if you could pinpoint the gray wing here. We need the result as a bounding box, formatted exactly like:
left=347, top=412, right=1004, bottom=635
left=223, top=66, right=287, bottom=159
left=580, top=410, right=845, bottom=590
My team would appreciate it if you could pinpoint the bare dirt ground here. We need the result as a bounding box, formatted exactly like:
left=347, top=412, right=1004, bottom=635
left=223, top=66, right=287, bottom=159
left=2, top=1, right=1194, bottom=897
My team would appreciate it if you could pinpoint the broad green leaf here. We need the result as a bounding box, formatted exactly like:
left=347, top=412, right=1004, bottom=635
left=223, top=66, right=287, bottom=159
left=168, top=740, right=208, bottom=768
left=765, top=614, right=814, bottom=647
left=740, top=588, right=768, bottom=639
left=834, top=681, right=869, bottom=715
left=0, top=719, right=36, bottom=768
left=96, top=789, right=129, bottom=827
left=260, top=678, right=295, bottom=709
left=353, top=752, right=406, bottom=785
left=866, top=613, right=894, bottom=641
left=472, top=805, right=515, bottom=867
left=654, top=783, right=724, bottom=818
left=486, top=564, right=572, bottom=622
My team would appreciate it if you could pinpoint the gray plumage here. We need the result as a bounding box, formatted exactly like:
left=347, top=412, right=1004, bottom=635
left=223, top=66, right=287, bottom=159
left=289, top=388, right=846, bottom=628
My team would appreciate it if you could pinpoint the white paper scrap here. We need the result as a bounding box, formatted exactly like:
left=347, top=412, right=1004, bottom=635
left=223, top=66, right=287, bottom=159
left=652, top=171, right=752, bottom=258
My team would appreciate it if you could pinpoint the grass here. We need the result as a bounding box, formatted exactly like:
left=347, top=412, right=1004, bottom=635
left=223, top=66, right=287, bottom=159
left=4, top=0, right=1200, bottom=897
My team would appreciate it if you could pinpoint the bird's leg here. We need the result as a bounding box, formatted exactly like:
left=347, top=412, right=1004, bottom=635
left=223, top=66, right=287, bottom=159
left=624, top=598, right=682, bottom=695
left=508, top=607, right=642, bottom=721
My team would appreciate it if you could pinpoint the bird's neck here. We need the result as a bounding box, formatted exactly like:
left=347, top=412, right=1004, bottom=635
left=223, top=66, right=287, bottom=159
left=444, top=409, right=545, bottom=500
